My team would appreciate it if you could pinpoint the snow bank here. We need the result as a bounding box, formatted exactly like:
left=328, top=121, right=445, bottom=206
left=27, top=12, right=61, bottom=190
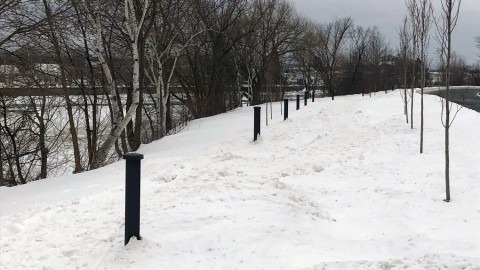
left=1, top=90, right=479, bottom=269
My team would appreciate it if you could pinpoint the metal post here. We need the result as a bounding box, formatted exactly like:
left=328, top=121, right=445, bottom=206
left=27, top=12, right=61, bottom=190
left=296, top=95, right=300, bottom=110
left=304, top=91, right=308, bottom=106
left=123, top=153, right=144, bottom=245
left=312, top=90, right=315, bottom=102
left=284, top=98, right=288, bottom=120
left=254, top=106, right=261, bottom=141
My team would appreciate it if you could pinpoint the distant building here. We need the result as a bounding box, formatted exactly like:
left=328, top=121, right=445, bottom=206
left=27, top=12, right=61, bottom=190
left=33, top=63, right=61, bottom=87
left=283, top=68, right=324, bottom=88
left=429, top=72, right=443, bottom=86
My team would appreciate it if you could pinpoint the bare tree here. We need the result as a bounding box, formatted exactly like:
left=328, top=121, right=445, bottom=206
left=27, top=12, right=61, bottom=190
left=145, top=0, right=204, bottom=139
left=313, top=17, right=353, bottom=100
left=434, top=0, right=462, bottom=202
left=417, top=0, right=432, bottom=154
left=0, top=0, right=48, bottom=48
left=69, top=1, right=103, bottom=170
left=406, top=0, right=420, bottom=130
left=41, top=0, right=83, bottom=173
left=81, top=0, right=152, bottom=168
left=399, top=16, right=411, bottom=124
left=365, top=27, right=389, bottom=96
left=175, top=0, right=252, bottom=117
left=82, top=0, right=126, bottom=165
left=0, top=77, right=69, bottom=185
left=292, top=19, right=316, bottom=93
left=0, top=95, right=27, bottom=185
left=347, top=25, right=372, bottom=95
left=248, top=0, right=302, bottom=107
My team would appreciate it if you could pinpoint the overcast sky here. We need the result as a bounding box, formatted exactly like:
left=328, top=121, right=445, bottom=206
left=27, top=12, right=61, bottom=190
left=292, top=0, right=480, bottom=65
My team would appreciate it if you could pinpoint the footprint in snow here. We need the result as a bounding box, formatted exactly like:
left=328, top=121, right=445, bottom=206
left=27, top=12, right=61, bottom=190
left=153, top=174, right=178, bottom=182
left=312, top=164, right=324, bottom=173
left=218, top=169, right=230, bottom=177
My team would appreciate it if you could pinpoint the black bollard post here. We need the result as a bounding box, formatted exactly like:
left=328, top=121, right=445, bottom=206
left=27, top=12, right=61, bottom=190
left=253, top=106, right=261, bottom=141
left=123, top=153, right=144, bottom=245
left=312, top=90, right=315, bottom=102
left=284, top=98, right=289, bottom=120
left=296, top=95, right=300, bottom=110
left=304, top=91, right=308, bottom=106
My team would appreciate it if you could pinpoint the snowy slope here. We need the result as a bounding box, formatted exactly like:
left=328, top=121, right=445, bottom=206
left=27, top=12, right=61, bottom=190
left=1, top=90, right=479, bottom=269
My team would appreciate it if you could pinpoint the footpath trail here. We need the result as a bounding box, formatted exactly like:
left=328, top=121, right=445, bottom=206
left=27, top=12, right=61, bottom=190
left=1, top=91, right=479, bottom=269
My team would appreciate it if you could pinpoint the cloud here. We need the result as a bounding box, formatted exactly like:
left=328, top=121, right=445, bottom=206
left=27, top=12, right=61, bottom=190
left=292, top=0, right=479, bottom=65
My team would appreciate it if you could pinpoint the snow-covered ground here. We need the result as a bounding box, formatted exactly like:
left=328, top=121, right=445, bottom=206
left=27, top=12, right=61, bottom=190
left=1, top=90, right=479, bottom=269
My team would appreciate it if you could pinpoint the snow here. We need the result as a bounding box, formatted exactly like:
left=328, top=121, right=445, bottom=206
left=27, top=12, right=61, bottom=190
left=1, top=90, right=480, bottom=269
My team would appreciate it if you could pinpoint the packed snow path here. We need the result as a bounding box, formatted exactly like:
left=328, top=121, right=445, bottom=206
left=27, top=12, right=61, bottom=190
left=1, top=91, right=479, bottom=269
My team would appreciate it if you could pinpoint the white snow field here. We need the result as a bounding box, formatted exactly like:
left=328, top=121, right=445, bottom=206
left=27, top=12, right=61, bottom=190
left=1, top=90, right=479, bottom=269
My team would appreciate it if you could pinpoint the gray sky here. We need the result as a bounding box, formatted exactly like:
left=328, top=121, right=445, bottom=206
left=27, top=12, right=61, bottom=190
left=292, top=0, right=480, bottom=66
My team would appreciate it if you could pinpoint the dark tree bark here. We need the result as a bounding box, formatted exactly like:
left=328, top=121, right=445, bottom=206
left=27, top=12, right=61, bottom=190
left=42, top=0, right=83, bottom=173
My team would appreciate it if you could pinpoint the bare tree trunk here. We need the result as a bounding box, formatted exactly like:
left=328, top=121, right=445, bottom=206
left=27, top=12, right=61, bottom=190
left=42, top=0, right=83, bottom=173
left=399, top=17, right=410, bottom=123
left=30, top=96, right=48, bottom=179
left=330, top=71, right=335, bottom=100
left=266, top=77, right=269, bottom=126
left=435, top=0, right=461, bottom=202
left=403, top=30, right=409, bottom=124
left=39, top=123, right=48, bottom=179
left=405, top=87, right=409, bottom=123
left=444, top=0, right=454, bottom=202
left=86, top=0, right=123, bottom=166
left=86, top=0, right=149, bottom=168
left=419, top=0, right=432, bottom=154
left=162, top=57, right=177, bottom=136
left=410, top=86, right=414, bottom=129
left=156, top=68, right=165, bottom=138
left=407, top=0, right=419, bottom=130
left=420, top=74, right=425, bottom=153
left=160, top=81, right=168, bottom=137
left=74, top=9, right=100, bottom=167
left=2, top=115, right=25, bottom=184
left=11, top=136, right=24, bottom=184
left=445, top=86, right=450, bottom=201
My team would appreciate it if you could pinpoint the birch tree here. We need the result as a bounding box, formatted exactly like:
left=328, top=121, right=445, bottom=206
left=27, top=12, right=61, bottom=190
left=81, top=0, right=121, bottom=168
left=145, top=0, right=202, bottom=139
left=82, top=0, right=151, bottom=168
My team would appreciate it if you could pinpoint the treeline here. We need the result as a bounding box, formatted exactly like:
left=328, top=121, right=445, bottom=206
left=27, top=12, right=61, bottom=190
left=0, top=0, right=475, bottom=186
